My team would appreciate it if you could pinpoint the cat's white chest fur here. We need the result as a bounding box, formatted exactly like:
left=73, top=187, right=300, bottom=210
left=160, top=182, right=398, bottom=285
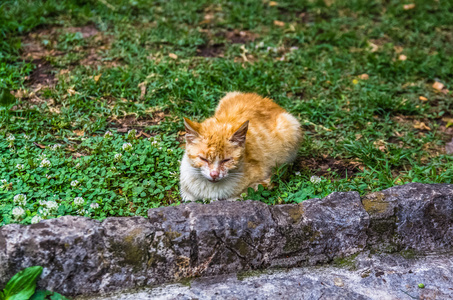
left=179, top=153, right=243, bottom=201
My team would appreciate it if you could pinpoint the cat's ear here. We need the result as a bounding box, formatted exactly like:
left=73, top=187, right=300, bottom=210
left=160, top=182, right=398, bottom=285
left=230, top=120, right=249, bottom=147
left=184, top=117, right=200, bottom=144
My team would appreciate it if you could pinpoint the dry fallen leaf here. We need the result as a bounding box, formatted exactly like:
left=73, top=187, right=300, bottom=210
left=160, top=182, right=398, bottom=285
left=94, top=74, right=102, bottom=83
left=432, top=81, right=444, bottom=91
left=413, top=121, right=431, bottom=131
left=398, top=54, right=407, bottom=61
left=169, top=53, right=178, bottom=60
left=138, top=82, right=147, bottom=100
left=273, top=20, right=285, bottom=27
left=373, top=140, right=387, bottom=152
left=359, top=74, right=369, bottom=80
left=73, top=129, right=85, bottom=136
left=137, top=131, right=151, bottom=138
left=403, top=3, right=415, bottom=10
left=419, top=96, right=428, bottom=101
left=442, top=117, right=453, bottom=128
left=394, top=46, right=404, bottom=53
left=269, top=1, right=278, bottom=6
left=33, top=142, right=46, bottom=149
left=368, top=42, right=379, bottom=52
left=67, top=88, right=76, bottom=96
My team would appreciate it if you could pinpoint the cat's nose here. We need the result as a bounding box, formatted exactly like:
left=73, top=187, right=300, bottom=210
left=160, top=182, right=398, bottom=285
left=210, top=170, right=219, bottom=180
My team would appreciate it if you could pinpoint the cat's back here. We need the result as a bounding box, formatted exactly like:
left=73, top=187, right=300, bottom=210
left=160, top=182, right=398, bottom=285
left=214, top=92, right=302, bottom=165
left=215, top=92, right=285, bottom=123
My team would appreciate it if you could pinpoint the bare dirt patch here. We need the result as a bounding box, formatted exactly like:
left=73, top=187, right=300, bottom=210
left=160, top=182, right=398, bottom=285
left=22, top=24, right=115, bottom=69
left=108, top=111, right=167, bottom=132
left=196, top=44, right=224, bottom=57
left=223, top=30, right=258, bottom=44
left=296, top=155, right=362, bottom=178
left=65, top=25, right=99, bottom=38
left=27, top=59, right=56, bottom=87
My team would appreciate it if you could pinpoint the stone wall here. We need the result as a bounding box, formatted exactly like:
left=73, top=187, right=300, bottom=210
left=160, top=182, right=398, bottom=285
left=0, top=183, right=452, bottom=296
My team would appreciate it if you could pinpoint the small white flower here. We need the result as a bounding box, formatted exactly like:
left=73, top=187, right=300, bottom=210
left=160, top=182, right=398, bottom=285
left=38, top=153, right=47, bottom=160
left=77, top=208, right=89, bottom=216
left=75, top=163, right=81, bottom=169
left=295, top=171, right=301, bottom=176
left=255, top=41, right=264, bottom=49
left=90, top=203, right=99, bottom=209
left=40, top=159, right=51, bottom=168
left=31, top=215, right=43, bottom=224
left=104, top=131, right=113, bottom=138
left=114, top=153, right=123, bottom=161
left=51, top=144, right=62, bottom=151
left=23, top=134, right=30, bottom=140
left=74, top=197, right=84, bottom=206
left=38, top=207, right=50, bottom=217
left=127, top=129, right=137, bottom=138
left=151, top=141, right=159, bottom=146
left=13, top=194, right=27, bottom=206
left=16, top=164, right=24, bottom=170
left=122, top=143, right=133, bottom=151
left=0, top=179, right=7, bottom=189
left=6, top=135, right=15, bottom=142
left=45, top=200, right=59, bottom=211
left=310, top=175, right=322, bottom=184
left=110, top=166, right=117, bottom=172
left=70, top=180, right=79, bottom=187
left=45, top=174, right=52, bottom=179
left=12, top=207, right=25, bottom=219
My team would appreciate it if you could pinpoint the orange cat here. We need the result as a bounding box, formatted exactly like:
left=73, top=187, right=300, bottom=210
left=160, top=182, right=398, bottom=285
left=180, top=92, right=302, bottom=201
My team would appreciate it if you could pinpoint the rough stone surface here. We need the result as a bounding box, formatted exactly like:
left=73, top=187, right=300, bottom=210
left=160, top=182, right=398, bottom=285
left=0, top=216, right=105, bottom=294
left=363, top=183, right=453, bottom=252
left=79, top=252, right=453, bottom=300
left=146, top=191, right=367, bottom=284
left=0, top=183, right=452, bottom=297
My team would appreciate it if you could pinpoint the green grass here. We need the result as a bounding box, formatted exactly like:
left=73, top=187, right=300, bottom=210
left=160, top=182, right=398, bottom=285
left=1, top=0, right=452, bottom=225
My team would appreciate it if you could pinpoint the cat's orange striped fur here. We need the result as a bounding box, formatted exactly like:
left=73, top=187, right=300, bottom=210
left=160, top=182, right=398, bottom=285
left=180, top=92, right=302, bottom=201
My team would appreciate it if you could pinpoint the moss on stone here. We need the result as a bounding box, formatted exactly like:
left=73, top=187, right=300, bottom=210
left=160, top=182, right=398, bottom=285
left=287, top=204, right=305, bottom=224
left=237, top=269, right=272, bottom=281
left=177, top=277, right=193, bottom=287
left=333, top=253, right=359, bottom=269
left=400, top=249, right=417, bottom=259
left=362, top=192, right=390, bottom=215
left=247, top=221, right=257, bottom=229
left=235, top=239, right=250, bottom=257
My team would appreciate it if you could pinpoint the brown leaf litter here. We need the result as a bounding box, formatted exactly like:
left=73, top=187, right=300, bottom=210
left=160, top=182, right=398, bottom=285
left=296, top=155, right=363, bottom=178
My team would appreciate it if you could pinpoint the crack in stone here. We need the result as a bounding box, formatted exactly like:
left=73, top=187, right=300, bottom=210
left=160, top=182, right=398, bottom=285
left=212, top=230, right=247, bottom=261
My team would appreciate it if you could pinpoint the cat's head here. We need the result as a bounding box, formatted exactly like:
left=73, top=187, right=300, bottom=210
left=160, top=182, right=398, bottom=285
left=183, top=117, right=249, bottom=183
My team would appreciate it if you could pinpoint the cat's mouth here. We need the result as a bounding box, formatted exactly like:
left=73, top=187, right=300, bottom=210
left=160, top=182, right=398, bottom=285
left=208, top=179, right=220, bottom=183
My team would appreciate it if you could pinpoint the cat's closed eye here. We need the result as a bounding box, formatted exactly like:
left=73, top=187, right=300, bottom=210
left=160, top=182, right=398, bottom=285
left=198, top=156, right=209, bottom=162
left=221, top=158, right=232, bottom=164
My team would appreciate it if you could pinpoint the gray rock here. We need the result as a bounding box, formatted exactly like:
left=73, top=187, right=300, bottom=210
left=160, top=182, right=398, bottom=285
left=363, top=183, right=453, bottom=252
left=0, top=183, right=452, bottom=297
left=0, top=216, right=106, bottom=294
left=146, top=192, right=367, bottom=284
left=79, top=252, right=453, bottom=300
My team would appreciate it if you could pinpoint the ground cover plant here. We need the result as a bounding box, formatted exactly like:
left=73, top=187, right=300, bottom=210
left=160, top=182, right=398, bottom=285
left=1, top=0, right=452, bottom=225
